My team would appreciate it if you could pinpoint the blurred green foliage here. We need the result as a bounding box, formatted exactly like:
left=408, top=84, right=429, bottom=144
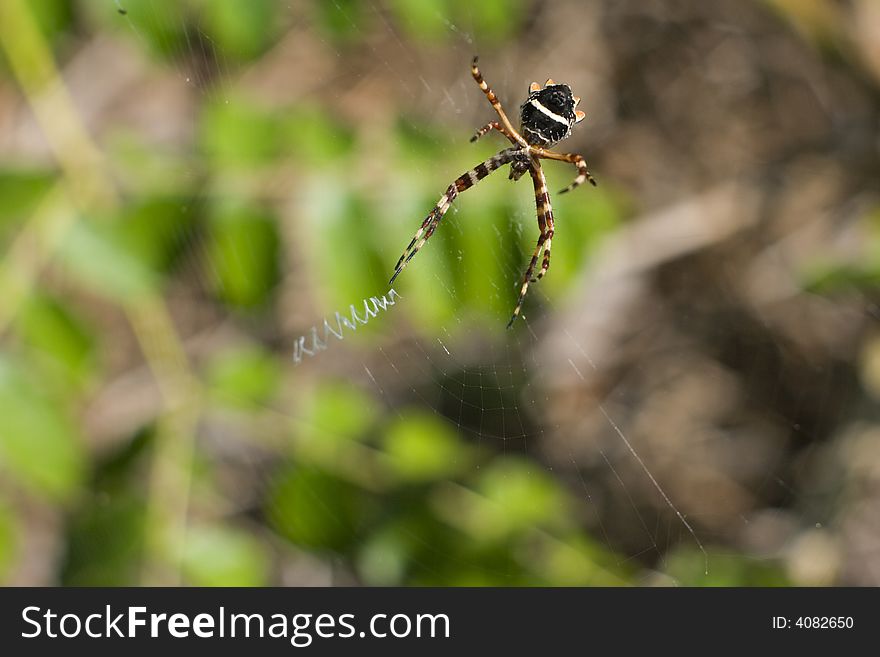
left=181, top=524, right=270, bottom=586
left=802, top=208, right=880, bottom=294
left=0, top=356, right=86, bottom=498
left=261, top=383, right=632, bottom=585
left=207, top=346, right=281, bottom=409
left=207, top=200, right=281, bottom=309
left=0, top=170, right=54, bottom=232
left=664, top=547, right=790, bottom=587
left=17, top=292, right=97, bottom=391
left=0, top=503, right=15, bottom=581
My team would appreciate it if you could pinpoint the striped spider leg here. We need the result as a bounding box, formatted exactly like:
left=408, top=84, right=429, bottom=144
left=390, top=57, right=596, bottom=326
left=389, top=148, right=517, bottom=285
left=470, top=121, right=517, bottom=145
left=507, top=159, right=555, bottom=328
left=470, top=57, right=529, bottom=149
left=532, top=147, right=597, bottom=193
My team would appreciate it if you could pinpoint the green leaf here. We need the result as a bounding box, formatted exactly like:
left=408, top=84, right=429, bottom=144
left=58, top=220, right=158, bottom=300
left=382, top=411, right=468, bottom=482
left=82, top=0, right=188, bottom=61
left=388, top=0, right=450, bottom=42
left=314, top=0, right=367, bottom=43
left=0, top=503, right=16, bottom=583
left=181, top=525, right=269, bottom=586
left=17, top=293, right=97, bottom=390
left=304, top=183, right=386, bottom=309
left=801, top=262, right=880, bottom=294
left=200, top=0, right=277, bottom=61
left=535, top=535, right=628, bottom=586
left=267, top=465, right=365, bottom=552
left=663, top=547, right=789, bottom=586
left=62, top=493, right=145, bottom=585
left=452, top=192, right=524, bottom=325
left=115, top=197, right=198, bottom=274
left=206, top=200, right=280, bottom=309
left=104, top=133, right=197, bottom=196
left=26, top=0, right=74, bottom=49
left=357, top=526, right=410, bottom=585
left=451, top=0, right=525, bottom=41
left=201, top=98, right=283, bottom=167
left=0, top=169, right=54, bottom=233
left=206, top=345, right=281, bottom=408
left=473, top=457, right=570, bottom=537
left=301, top=382, right=379, bottom=446
left=800, top=207, right=880, bottom=294
left=280, top=107, right=355, bottom=166
left=0, top=357, right=85, bottom=498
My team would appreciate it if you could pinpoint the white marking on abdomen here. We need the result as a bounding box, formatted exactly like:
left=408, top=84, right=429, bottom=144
left=530, top=99, right=569, bottom=126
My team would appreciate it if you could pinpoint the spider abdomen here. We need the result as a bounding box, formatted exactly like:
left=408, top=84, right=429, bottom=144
left=520, top=84, right=576, bottom=147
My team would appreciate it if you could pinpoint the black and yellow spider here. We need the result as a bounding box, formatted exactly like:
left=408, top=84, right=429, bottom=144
left=390, top=56, right=595, bottom=327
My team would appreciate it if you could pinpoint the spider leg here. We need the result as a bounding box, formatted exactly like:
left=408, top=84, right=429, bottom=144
left=558, top=155, right=597, bottom=193
left=507, top=161, right=553, bottom=328
left=390, top=148, right=517, bottom=286
left=536, top=149, right=597, bottom=193
left=471, top=57, right=528, bottom=148
left=529, top=163, right=555, bottom=282
left=508, top=226, right=548, bottom=329
left=470, top=121, right=518, bottom=146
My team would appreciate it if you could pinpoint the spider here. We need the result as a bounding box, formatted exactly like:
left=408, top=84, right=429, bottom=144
left=389, top=56, right=595, bottom=328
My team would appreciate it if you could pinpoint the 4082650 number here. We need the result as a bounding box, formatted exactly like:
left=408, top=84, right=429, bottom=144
left=795, top=616, right=853, bottom=629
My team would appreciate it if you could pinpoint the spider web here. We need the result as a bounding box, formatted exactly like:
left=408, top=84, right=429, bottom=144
left=28, top=0, right=876, bottom=587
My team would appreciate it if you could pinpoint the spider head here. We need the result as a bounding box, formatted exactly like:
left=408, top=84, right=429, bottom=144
left=508, top=153, right=531, bottom=182
left=519, top=81, right=585, bottom=147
